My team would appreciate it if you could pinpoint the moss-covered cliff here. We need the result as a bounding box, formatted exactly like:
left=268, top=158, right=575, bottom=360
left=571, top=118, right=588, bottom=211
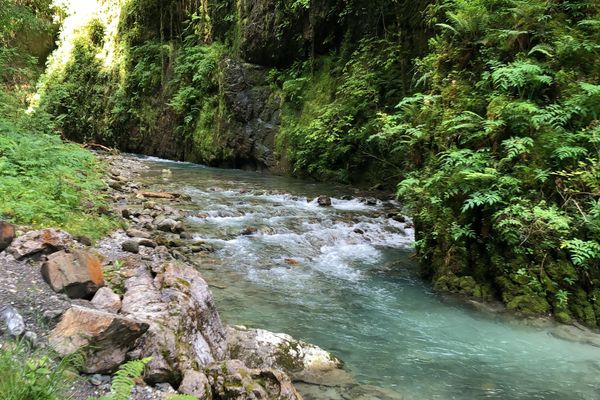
left=35, top=0, right=429, bottom=178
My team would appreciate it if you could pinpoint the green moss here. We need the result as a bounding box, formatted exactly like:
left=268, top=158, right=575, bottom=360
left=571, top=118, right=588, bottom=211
left=274, top=341, right=303, bottom=372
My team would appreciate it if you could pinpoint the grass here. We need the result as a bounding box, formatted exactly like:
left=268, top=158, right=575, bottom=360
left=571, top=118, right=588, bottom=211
left=0, top=340, right=80, bottom=400
left=0, top=118, right=117, bottom=241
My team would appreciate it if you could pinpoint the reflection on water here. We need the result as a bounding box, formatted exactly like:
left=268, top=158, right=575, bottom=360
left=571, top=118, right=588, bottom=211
left=139, top=156, right=600, bottom=400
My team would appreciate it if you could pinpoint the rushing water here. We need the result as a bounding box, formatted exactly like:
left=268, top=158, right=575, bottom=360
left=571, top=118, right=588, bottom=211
left=138, top=156, right=600, bottom=400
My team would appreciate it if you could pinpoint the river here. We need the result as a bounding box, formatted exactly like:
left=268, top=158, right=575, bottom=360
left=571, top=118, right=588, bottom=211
left=138, top=156, right=600, bottom=400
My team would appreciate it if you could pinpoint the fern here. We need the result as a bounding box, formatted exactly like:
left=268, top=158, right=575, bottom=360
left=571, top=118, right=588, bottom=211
left=98, top=358, right=152, bottom=400
left=562, top=239, right=600, bottom=268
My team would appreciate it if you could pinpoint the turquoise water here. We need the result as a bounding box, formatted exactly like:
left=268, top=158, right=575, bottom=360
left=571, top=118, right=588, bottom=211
left=140, top=157, right=600, bottom=400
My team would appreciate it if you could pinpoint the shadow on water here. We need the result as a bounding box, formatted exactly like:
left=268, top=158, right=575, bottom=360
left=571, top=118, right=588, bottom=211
left=137, top=156, right=600, bottom=400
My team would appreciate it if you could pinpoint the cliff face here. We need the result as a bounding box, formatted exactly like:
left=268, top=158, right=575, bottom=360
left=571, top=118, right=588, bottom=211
left=36, top=0, right=429, bottom=175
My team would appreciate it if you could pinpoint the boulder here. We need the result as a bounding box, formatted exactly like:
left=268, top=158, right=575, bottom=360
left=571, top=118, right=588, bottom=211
left=49, top=306, right=148, bottom=373
left=121, top=262, right=228, bottom=385
left=178, top=370, right=212, bottom=400
left=226, top=326, right=350, bottom=385
left=41, top=250, right=104, bottom=299
left=205, top=359, right=301, bottom=400
left=91, top=287, right=122, bottom=313
left=0, top=221, right=15, bottom=252
left=8, top=229, right=73, bottom=259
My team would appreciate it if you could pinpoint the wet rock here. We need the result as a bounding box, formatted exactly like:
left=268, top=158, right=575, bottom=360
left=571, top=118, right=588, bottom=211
left=205, top=359, right=301, bottom=400
left=122, top=240, right=140, bottom=254
left=0, top=305, right=25, bottom=337
left=226, top=326, right=350, bottom=385
left=49, top=306, right=148, bottom=373
left=8, top=229, right=73, bottom=259
left=91, top=287, right=122, bottom=313
left=550, top=323, right=600, bottom=347
left=191, top=242, right=215, bottom=253
left=41, top=250, right=105, bottom=299
left=0, top=221, right=16, bottom=252
left=178, top=230, right=193, bottom=239
left=363, top=197, right=378, bottom=206
left=353, top=228, right=365, bottom=235
left=240, top=226, right=258, bottom=236
left=127, top=229, right=152, bottom=239
left=179, top=370, right=212, bottom=399
left=121, top=262, right=228, bottom=384
left=317, top=195, right=332, bottom=207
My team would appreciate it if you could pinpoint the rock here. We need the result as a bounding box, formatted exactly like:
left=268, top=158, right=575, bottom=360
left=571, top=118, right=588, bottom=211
left=0, top=221, right=15, bottom=252
left=226, top=326, right=350, bottom=385
left=121, top=262, right=228, bottom=384
left=126, top=229, right=152, bottom=239
left=41, top=250, right=105, bottom=299
left=122, top=240, right=140, bottom=254
left=353, top=228, right=365, bottom=235
left=8, top=229, right=73, bottom=259
left=0, top=305, right=25, bottom=337
left=179, top=232, right=193, bottom=240
left=43, top=309, right=64, bottom=322
left=240, top=226, right=258, bottom=236
left=205, top=359, right=301, bottom=400
left=90, top=374, right=109, bottom=386
left=364, top=197, right=378, bottom=206
left=157, top=218, right=178, bottom=232
left=191, top=242, right=215, bottom=253
left=121, top=208, right=131, bottom=219
left=91, top=287, right=122, bottom=313
left=76, top=235, right=93, bottom=246
left=49, top=306, right=149, bottom=373
left=138, top=239, right=157, bottom=248
left=179, top=370, right=212, bottom=399
left=173, top=221, right=185, bottom=234
left=317, top=195, right=332, bottom=207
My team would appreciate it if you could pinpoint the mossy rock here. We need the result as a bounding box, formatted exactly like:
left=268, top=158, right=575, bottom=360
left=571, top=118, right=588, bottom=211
left=506, top=294, right=550, bottom=315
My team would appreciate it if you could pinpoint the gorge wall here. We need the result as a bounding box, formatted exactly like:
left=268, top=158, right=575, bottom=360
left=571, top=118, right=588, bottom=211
left=37, top=0, right=429, bottom=180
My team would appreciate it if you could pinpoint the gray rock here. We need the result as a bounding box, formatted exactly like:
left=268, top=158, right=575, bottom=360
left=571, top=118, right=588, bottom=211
left=226, top=325, right=351, bottom=386
left=157, top=219, right=177, bottom=232
left=122, top=240, right=140, bottom=254
left=179, top=370, right=211, bottom=399
left=8, top=229, right=73, bottom=259
left=91, top=287, right=122, bottom=313
left=126, top=229, right=151, bottom=239
left=0, top=305, right=25, bottom=337
left=121, top=262, right=228, bottom=384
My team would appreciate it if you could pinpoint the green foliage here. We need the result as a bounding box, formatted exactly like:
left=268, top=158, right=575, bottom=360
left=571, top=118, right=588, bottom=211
left=373, top=0, right=600, bottom=323
left=97, top=358, right=152, bottom=400
left=278, top=37, right=407, bottom=182
left=0, top=340, right=80, bottom=400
